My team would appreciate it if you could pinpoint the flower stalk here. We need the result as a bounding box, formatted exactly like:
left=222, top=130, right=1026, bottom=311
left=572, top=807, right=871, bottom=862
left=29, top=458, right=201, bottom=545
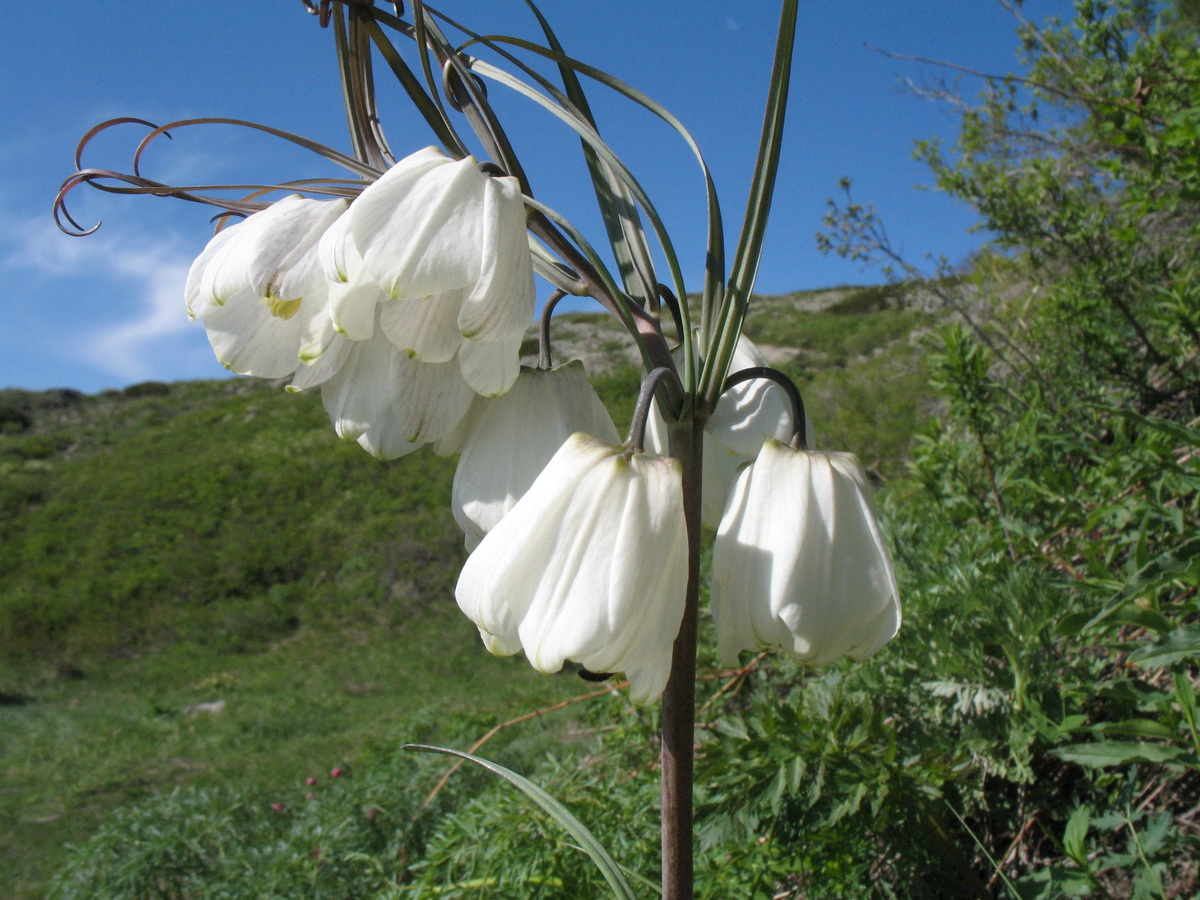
left=662, top=413, right=704, bottom=900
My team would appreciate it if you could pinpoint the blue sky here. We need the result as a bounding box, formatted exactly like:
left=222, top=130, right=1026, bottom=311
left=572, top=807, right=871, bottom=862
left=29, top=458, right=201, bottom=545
left=2, top=0, right=1073, bottom=393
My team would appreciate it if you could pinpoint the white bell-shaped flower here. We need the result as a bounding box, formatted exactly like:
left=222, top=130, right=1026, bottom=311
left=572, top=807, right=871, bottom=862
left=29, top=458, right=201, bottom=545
left=456, top=433, right=687, bottom=704
left=187, top=195, right=349, bottom=378
left=647, top=336, right=795, bottom=527
left=451, top=361, right=619, bottom=550
left=712, top=440, right=900, bottom=667
left=348, top=146, right=535, bottom=346
left=288, top=318, right=475, bottom=459
left=317, top=151, right=527, bottom=398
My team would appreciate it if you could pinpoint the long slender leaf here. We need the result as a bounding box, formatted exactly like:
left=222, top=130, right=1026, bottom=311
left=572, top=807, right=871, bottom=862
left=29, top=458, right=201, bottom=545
left=468, top=59, right=686, bottom=298
left=359, top=14, right=467, bottom=156
left=523, top=0, right=659, bottom=313
left=700, top=0, right=798, bottom=408
left=522, top=195, right=654, bottom=369
left=1053, top=741, right=1196, bottom=768
left=405, top=744, right=639, bottom=900
left=447, top=27, right=726, bottom=385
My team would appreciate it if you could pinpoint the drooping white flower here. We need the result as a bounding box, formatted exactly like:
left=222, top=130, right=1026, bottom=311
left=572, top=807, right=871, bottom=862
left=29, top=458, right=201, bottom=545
left=451, top=361, right=619, bottom=550
left=187, top=195, right=349, bottom=377
left=325, top=335, right=474, bottom=459
left=712, top=440, right=900, bottom=667
left=316, top=148, right=530, bottom=397
left=455, top=433, right=687, bottom=704
left=346, top=146, right=535, bottom=346
left=647, top=336, right=796, bottom=526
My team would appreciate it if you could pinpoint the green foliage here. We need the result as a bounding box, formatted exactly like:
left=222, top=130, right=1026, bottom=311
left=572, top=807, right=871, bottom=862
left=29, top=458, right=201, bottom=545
left=914, top=0, right=1200, bottom=414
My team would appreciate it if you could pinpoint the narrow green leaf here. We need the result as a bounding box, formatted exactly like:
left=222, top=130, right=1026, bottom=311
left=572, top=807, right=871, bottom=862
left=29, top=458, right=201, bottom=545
left=1053, top=741, right=1189, bottom=767
left=1091, top=719, right=1177, bottom=740
left=1129, top=623, right=1200, bottom=669
left=523, top=0, right=658, bottom=312
left=405, top=744, right=640, bottom=900
left=699, top=0, right=798, bottom=407
left=468, top=58, right=691, bottom=324
left=454, top=27, right=726, bottom=375
left=1174, top=669, right=1198, bottom=739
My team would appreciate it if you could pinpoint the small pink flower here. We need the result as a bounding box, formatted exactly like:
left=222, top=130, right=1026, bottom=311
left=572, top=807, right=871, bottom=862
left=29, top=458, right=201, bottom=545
left=306, top=792, right=314, bottom=800
left=305, top=776, right=317, bottom=786
left=330, top=767, right=344, bottom=778
left=271, top=803, right=284, bottom=812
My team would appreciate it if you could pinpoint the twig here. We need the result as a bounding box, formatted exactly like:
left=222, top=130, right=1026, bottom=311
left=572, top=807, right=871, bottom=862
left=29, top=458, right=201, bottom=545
left=986, top=813, right=1038, bottom=891
left=698, top=653, right=769, bottom=718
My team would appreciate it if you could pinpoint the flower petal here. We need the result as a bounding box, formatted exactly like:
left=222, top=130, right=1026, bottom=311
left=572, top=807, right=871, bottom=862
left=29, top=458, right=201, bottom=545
left=288, top=335, right=352, bottom=393
left=389, top=354, right=475, bottom=444
left=457, top=335, right=522, bottom=397
left=379, top=289, right=466, bottom=363
left=320, top=214, right=383, bottom=341
left=457, top=174, right=536, bottom=342
left=185, top=224, right=239, bottom=320
left=319, top=333, right=398, bottom=441
left=200, top=285, right=307, bottom=378
left=452, top=362, right=619, bottom=547
left=202, top=195, right=346, bottom=305
left=351, top=150, right=486, bottom=299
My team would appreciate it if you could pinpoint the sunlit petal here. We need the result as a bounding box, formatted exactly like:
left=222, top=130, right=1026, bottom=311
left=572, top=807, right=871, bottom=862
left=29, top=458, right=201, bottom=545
left=351, top=149, right=485, bottom=299
left=379, top=289, right=467, bottom=363
left=457, top=174, right=536, bottom=342
left=457, top=335, right=522, bottom=397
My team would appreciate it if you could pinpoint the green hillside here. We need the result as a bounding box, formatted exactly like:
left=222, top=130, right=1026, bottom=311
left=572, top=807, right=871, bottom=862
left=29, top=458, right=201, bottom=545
left=0, top=295, right=933, bottom=899
left=0, top=375, right=576, bottom=897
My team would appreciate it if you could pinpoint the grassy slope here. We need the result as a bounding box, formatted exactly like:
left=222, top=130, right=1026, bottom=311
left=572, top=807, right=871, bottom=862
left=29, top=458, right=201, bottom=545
left=0, top=379, right=584, bottom=898
left=0, top=290, right=936, bottom=899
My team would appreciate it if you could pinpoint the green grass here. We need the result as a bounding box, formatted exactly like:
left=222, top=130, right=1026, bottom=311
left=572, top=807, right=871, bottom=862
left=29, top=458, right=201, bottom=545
left=2, top=612, right=582, bottom=898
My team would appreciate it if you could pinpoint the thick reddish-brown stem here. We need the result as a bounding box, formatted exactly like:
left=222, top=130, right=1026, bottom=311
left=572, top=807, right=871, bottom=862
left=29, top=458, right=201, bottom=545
left=662, top=416, right=703, bottom=899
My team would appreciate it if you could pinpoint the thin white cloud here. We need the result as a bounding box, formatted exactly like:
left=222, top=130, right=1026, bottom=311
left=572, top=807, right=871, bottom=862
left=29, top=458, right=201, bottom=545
left=80, top=246, right=195, bottom=382
left=1, top=213, right=200, bottom=383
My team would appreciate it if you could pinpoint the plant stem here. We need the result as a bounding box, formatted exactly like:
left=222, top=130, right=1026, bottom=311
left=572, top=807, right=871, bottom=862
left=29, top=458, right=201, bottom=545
left=662, top=415, right=703, bottom=899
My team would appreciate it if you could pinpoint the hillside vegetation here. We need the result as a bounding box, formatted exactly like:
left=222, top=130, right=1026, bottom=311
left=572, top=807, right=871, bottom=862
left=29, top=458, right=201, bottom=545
left=0, top=291, right=933, bottom=900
